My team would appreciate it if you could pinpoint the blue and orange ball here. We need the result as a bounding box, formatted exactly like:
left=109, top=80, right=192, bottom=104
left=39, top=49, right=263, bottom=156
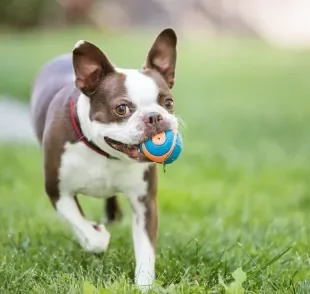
left=139, top=129, right=183, bottom=164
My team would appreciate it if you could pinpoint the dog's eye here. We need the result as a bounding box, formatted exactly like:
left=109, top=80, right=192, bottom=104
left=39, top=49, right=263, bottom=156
left=115, top=104, right=129, bottom=116
left=164, top=99, right=174, bottom=109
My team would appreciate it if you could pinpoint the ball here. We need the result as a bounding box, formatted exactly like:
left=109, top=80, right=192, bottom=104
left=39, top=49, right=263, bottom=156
left=139, top=129, right=183, bottom=164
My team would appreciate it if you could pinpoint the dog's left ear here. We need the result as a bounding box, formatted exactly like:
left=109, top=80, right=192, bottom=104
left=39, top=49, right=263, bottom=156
left=144, top=28, right=177, bottom=89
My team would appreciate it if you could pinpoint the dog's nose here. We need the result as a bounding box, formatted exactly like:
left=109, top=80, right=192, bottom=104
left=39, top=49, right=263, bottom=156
left=143, top=112, right=163, bottom=125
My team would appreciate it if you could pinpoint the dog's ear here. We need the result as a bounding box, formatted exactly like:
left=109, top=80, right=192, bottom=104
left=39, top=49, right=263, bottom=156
left=144, top=28, right=177, bottom=89
left=72, top=40, right=114, bottom=96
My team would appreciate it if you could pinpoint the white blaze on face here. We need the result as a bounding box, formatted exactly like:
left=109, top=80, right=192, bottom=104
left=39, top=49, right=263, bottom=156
left=118, top=68, right=176, bottom=129
left=120, top=69, right=159, bottom=107
left=121, top=69, right=170, bottom=118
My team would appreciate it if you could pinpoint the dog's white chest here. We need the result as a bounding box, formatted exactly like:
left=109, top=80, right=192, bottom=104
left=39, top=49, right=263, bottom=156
left=59, top=142, right=149, bottom=198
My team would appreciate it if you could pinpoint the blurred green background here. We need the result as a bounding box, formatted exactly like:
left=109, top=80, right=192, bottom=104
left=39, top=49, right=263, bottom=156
left=1, top=1, right=310, bottom=293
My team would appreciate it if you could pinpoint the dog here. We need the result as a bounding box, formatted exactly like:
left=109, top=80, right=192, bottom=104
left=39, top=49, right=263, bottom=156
left=30, top=28, right=178, bottom=290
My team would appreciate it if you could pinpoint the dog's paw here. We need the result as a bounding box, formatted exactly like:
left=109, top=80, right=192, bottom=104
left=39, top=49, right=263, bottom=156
left=79, top=223, right=110, bottom=253
left=135, top=272, right=154, bottom=293
left=137, top=284, right=153, bottom=293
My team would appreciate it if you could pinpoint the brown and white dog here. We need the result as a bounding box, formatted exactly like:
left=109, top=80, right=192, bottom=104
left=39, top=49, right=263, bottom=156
left=30, top=28, right=179, bottom=290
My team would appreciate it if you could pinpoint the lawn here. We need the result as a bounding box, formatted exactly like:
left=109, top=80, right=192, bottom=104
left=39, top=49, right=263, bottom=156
left=1, top=27, right=310, bottom=293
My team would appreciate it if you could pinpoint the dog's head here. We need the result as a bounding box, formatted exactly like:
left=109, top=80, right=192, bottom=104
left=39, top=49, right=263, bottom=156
left=72, top=28, right=179, bottom=162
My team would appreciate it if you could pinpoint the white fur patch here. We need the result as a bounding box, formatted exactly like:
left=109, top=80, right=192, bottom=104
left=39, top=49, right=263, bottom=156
left=59, top=141, right=150, bottom=197
left=74, top=40, right=85, bottom=49
left=117, top=68, right=159, bottom=107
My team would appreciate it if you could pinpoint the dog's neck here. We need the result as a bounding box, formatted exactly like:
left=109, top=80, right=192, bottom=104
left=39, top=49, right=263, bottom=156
left=76, top=93, right=95, bottom=142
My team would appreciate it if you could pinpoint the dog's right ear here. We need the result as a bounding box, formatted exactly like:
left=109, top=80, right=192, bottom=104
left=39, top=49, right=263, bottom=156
left=72, top=40, right=114, bottom=96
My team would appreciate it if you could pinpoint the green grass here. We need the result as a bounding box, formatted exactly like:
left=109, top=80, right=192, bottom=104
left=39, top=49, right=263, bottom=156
left=1, top=26, right=310, bottom=293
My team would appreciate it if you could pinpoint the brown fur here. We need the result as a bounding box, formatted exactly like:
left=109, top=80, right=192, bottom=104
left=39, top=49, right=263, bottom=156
left=141, top=164, right=158, bottom=249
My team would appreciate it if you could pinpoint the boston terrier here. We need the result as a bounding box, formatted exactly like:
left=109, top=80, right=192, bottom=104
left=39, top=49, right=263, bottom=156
left=30, top=28, right=179, bottom=290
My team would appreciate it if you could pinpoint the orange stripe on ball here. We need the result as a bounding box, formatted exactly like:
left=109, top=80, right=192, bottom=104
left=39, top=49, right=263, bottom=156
left=142, top=131, right=178, bottom=163
left=151, top=132, right=166, bottom=145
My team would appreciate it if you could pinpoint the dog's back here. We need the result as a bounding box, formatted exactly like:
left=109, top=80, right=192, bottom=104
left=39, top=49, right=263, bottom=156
left=30, top=54, right=75, bottom=143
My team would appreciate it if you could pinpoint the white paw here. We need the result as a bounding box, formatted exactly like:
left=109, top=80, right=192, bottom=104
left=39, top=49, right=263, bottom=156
left=137, top=284, right=153, bottom=293
left=79, top=223, right=110, bottom=253
left=135, top=271, right=155, bottom=293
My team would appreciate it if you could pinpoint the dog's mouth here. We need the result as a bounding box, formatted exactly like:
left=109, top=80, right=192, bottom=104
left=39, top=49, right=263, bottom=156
left=104, top=137, right=150, bottom=162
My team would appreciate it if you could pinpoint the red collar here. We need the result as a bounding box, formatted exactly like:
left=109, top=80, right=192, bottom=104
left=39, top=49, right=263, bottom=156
left=69, top=96, right=116, bottom=159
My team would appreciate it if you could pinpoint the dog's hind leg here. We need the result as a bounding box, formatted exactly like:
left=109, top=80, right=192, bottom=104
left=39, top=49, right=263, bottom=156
left=104, top=196, right=123, bottom=223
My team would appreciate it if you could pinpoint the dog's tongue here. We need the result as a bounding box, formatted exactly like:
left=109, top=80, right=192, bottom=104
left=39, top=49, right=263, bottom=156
left=104, top=137, right=150, bottom=162
left=125, top=146, right=150, bottom=162
left=127, top=145, right=139, bottom=157
left=127, top=146, right=146, bottom=161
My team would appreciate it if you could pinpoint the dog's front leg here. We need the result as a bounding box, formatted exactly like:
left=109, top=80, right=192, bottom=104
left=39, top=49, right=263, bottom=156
left=55, top=194, right=111, bottom=253
left=128, top=164, right=158, bottom=291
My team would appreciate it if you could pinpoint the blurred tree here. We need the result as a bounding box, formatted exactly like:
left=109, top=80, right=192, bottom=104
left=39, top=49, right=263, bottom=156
left=57, top=0, right=95, bottom=23
left=0, top=0, right=94, bottom=29
left=0, top=0, right=59, bottom=29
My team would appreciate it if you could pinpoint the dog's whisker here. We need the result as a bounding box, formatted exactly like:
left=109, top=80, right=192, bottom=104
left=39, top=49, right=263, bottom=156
left=176, top=115, right=186, bottom=129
